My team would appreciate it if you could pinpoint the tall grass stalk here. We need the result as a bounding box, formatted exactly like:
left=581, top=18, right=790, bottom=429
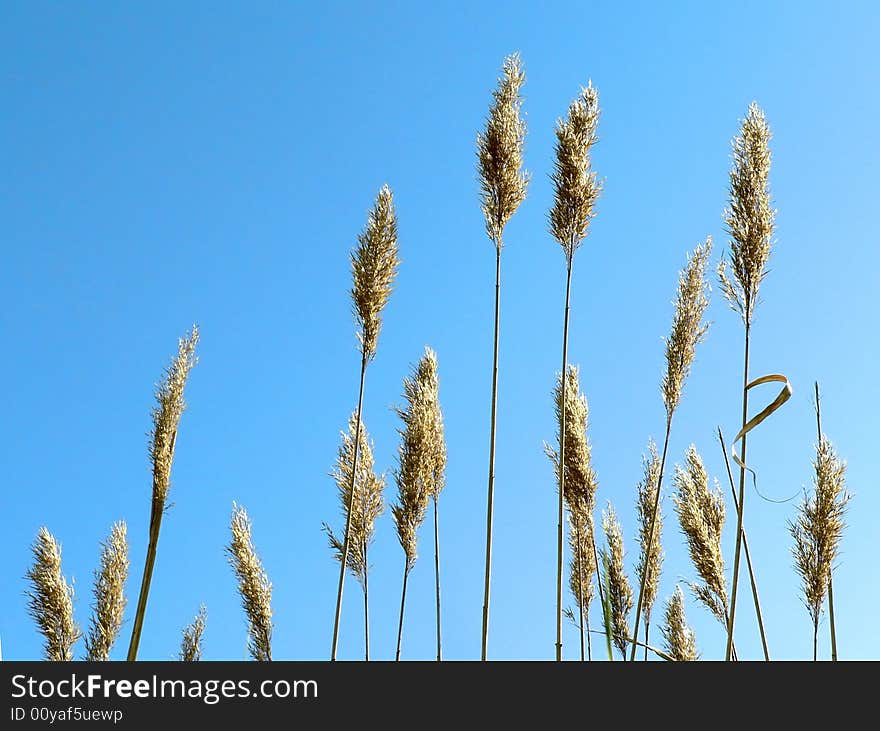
left=630, top=239, right=711, bottom=660
left=127, top=327, right=198, bottom=661
left=85, top=521, right=129, bottom=661
left=391, top=349, right=443, bottom=660
left=718, top=103, right=775, bottom=661
left=331, top=185, right=399, bottom=661
left=814, top=383, right=839, bottom=661
left=477, top=53, right=528, bottom=660
left=549, top=82, right=601, bottom=661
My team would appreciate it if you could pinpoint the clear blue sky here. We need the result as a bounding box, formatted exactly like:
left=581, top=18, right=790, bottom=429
left=2, top=1, right=878, bottom=661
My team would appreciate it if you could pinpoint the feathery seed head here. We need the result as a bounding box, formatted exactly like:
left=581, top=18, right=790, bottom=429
left=568, top=498, right=596, bottom=613
left=179, top=605, right=207, bottom=662
left=719, top=102, right=775, bottom=324
left=351, top=185, right=400, bottom=361
left=636, top=440, right=663, bottom=621
left=150, top=326, right=199, bottom=506
left=227, top=503, right=273, bottom=661
left=663, top=239, right=712, bottom=419
left=546, top=365, right=597, bottom=511
left=661, top=586, right=700, bottom=661
left=672, top=446, right=728, bottom=625
left=602, top=503, right=633, bottom=658
left=324, top=414, right=386, bottom=588
left=550, top=82, right=602, bottom=260
left=85, top=521, right=129, bottom=661
left=25, top=527, right=80, bottom=661
left=477, top=53, right=529, bottom=246
left=790, top=437, right=849, bottom=627
left=391, top=347, right=445, bottom=570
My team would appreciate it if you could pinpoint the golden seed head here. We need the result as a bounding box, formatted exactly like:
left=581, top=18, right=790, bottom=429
left=719, top=102, right=775, bottom=324
left=635, top=440, right=663, bottom=620
left=150, top=326, right=199, bottom=506
left=602, top=503, right=633, bottom=658
left=391, top=347, right=445, bottom=570
left=25, top=527, right=81, bottom=661
left=568, top=498, right=596, bottom=613
left=324, top=414, right=386, bottom=588
left=546, top=365, right=597, bottom=513
left=227, top=503, right=273, bottom=661
left=179, top=605, right=207, bottom=662
left=351, top=185, right=400, bottom=361
left=661, top=586, right=700, bottom=661
left=477, top=53, right=529, bottom=246
left=663, top=239, right=712, bottom=418
left=790, top=437, right=849, bottom=627
left=672, top=446, right=729, bottom=625
left=550, top=82, right=602, bottom=260
left=85, top=521, right=129, bottom=661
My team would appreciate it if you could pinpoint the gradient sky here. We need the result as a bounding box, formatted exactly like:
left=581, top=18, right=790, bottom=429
left=2, top=1, right=878, bottom=661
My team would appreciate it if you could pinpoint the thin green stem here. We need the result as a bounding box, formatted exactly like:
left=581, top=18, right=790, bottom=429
left=556, top=258, right=573, bottom=662
left=395, top=560, right=410, bottom=662
left=363, top=540, right=369, bottom=662
left=433, top=495, right=442, bottom=662
left=814, top=381, right=838, bottom=661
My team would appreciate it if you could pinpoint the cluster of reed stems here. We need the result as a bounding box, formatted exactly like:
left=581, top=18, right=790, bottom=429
left=21, top=55, right=855, bottom=664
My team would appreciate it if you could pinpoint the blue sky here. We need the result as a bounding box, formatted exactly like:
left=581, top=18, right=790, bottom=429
left=2, top=1, right=878, bottom=661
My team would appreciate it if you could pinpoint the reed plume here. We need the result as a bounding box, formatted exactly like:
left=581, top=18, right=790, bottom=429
left=179, top=605, right=206, bottom=661
left=545, top=365, right=600, bottom=660
left=26, top=527, right=80, bottom=661
left=128, top=326, right=199, bottom=661
left=673, top=446, right=729, bottom=627
left=661, top=586, right=699, bottom=661
left=227, top=503, right=273, bottom=662
left=602, top=504, right=633, bottom=660
left=635, top=441, right=663, bottom=660
left=567, top=501, right=596, bottom=660
left=791, top=392, right=849, bottom=660
left=477, top=53, right=528, bottom=661
left=324, top=414, right=386, bottom=660
left=630, top=239, right=711, bottom=659
left=331, top=185, right=399, bottom=661
left=391, top=349, right=442, bottom=660
left=548, top=82, right=601, bottom=662
left=718, top=103, right=775, bottom=661
left=85, top=521, right=129, bottom=661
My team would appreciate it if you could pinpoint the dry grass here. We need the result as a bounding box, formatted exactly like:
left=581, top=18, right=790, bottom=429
left=227, top=503, right=273, bottom=662
left=85, top=521, right=129, bottom=661
left=635, top=441, right=663, bottom=644
left=673, top=446, right=729, bottom=626
left=477, top=53, right=529, bottom=248
left=602, top=503, right=633, bottom=660
left=179, top=605, right=207, bottom=662
left=661, top=586, right=699, bottom=661
left=791, top=437, right=849, bottom=658
left=26, top=527, right=80, bottom=661
left=325, top=415, right=386, bottom=588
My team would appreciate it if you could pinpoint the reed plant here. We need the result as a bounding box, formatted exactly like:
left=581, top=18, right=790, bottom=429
left=717, top=103, right=775, bottom=661
left=629, top=239, right=711, bottom=659
left=127, top=327, right=199, bottom=660
left=661, top=586, right=699, bottom=661
left=227, top=503, right=273, bottom=661
left=331, top=185, right=399, bottom=661
left=601, top=504, right=632, bottom=660
left=476, top=53, right=528, bottom=661
left=85, top=521, right=129, bottom=661
left=26, top=527, right=80, bottom=661
left=179, top=605, right=206, bottom=661
left=548, top=82, right=602, bottom=661
left=790, top=383, right=849, bottom=660
left=635, top=442, right=663, bottom=660
left=391, top=349, right=443, bottom=660
left=324, top=415, right=386, bottom=660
